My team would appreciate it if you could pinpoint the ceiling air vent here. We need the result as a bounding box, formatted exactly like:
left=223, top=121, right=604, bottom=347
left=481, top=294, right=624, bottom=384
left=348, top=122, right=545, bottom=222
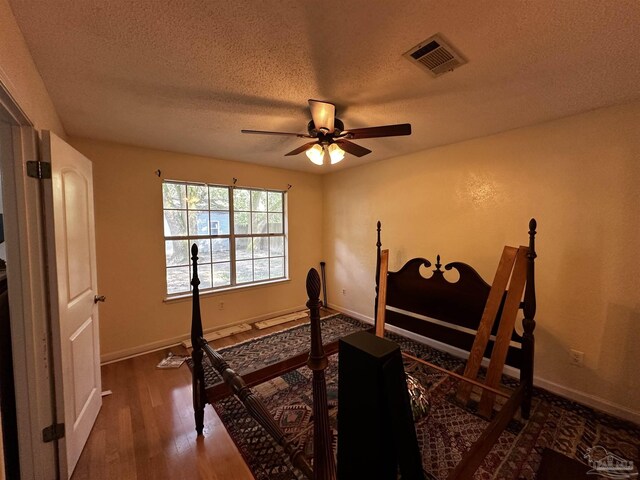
left=403, top=34, right=467, bottom=77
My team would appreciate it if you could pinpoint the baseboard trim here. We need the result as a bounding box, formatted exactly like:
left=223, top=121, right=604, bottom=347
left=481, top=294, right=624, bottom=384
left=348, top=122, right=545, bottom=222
left=328, top=304, right=373, bottom=325
left=532, top=377, right=640, bottom=424
left=100, top=304, right=307, bottom=365
left=329, top=305, right=640, bottom=425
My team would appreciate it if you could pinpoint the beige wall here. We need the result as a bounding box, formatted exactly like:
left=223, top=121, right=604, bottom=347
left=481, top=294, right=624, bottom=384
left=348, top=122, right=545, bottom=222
left=323, top=101, right=640, bottom=415
left=69, top=138, right=323, bottom=360
left=0, top=0, right=64, bottom=135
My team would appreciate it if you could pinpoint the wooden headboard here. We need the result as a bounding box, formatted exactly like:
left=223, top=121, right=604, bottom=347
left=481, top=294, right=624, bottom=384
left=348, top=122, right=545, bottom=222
left=374, top=221, right=537, bottom=370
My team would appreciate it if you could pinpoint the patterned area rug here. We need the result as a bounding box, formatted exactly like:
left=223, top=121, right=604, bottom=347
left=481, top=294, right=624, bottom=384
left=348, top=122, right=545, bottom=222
left=204, top=315, right=640, bottom=479
left=198, top=313, right=370, bottom=389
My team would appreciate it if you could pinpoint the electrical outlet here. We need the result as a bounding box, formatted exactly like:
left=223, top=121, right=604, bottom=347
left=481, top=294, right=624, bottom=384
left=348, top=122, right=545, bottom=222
left=342, top=289, right=347, bottom=296
left=569, top=349, right=584, bottom=367
left=218, top=302, right=224, bottom=310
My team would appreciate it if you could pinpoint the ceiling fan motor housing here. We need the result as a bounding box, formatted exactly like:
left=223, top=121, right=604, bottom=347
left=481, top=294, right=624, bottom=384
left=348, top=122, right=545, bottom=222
left=308, top=118, right=344, bottom=137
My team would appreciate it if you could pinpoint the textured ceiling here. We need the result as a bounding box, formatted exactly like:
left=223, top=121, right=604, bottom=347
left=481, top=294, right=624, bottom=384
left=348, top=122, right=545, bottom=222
left=8, top=0, right=640, bottom=173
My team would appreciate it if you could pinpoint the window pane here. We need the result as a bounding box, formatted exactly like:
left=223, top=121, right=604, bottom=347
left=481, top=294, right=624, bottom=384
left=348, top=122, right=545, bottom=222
left=210, top=211, right=230, bottom=235
left=252, top=212, right=268, bottom=234
left=268, top=191, right=283, bottom=212
left=211, top=238, right=230, bottom=262
left=165, top=240, right=189, bottom=267
left=233, top=189, right=250, bottom=211
left=251, top=190, right=267, bottom=211
left=268, top=213, right=283, bottom=234
left=164, top=182, right=286, bottom=294
left=253, top=237, right=268, bottom=258
left=164, top=210, right=187, bottom=236
left=235, top=238, right=252, bottom=260
left=254, top=258, right=269, bottom=281
left=187, top=184, right=208, bottom=210
left=198, top=264, right=213, bottom=289
left=210, top=186, right=229, bottom=210
left=193, top=238, right=212, bottom=264
left=236, top=260, right=253, bottom=283
left=270, top=257, right=284, bottom=279
left=234, top=212, right=250, bottom=234
left=166, top=266, right=190, bottom=294
left=163, top=183, right=186, bottom=209
left=270, top=237, right=284, bottom=257
left=213, top=262, right=231, bottom=287
left=188, top=211, right=210, bottom=236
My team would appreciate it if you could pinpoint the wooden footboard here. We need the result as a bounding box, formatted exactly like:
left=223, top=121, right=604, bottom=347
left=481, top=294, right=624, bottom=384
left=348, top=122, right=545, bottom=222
left=199, top=340, right=313, bottom=478
left=206, top=340, right=342, bottom=402
left=190, top=243, right=336, bottom=479
left=189, top=243, right=314, bottom=477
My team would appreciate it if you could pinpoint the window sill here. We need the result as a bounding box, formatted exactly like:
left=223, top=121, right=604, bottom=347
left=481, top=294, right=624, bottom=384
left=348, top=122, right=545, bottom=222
left=163, top=277, right=291, bottom=304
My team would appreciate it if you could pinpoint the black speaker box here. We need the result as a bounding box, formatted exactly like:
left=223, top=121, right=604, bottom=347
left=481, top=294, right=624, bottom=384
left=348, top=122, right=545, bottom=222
left=337, top=331, right=424, bottom=480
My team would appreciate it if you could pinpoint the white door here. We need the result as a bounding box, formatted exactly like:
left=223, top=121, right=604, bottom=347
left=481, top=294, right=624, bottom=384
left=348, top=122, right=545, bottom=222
left=41, top=131, right=102, bottom=478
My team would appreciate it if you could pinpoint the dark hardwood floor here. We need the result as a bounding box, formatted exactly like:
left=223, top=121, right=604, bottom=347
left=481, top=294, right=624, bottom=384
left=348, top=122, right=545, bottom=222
left=71, top=315, right=313, bottom=480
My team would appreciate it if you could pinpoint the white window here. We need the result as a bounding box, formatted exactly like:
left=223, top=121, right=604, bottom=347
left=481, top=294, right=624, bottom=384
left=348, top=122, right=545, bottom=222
left=162, top=181, right=287, bottom=295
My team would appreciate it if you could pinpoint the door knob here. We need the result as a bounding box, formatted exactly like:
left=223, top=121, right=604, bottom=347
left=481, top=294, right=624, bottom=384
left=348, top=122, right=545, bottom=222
left=94, top=295, right=106, bottom=303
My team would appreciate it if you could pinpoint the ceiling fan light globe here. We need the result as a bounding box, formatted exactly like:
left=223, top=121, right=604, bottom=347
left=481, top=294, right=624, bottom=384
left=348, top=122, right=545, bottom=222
left=328, top=143, right=345, bottom=164
left=306, top=144, right=324, bottom=165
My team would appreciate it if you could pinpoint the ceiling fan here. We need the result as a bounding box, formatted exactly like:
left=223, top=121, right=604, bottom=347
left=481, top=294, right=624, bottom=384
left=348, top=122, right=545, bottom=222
left=241, top=99, right=412, bottom=165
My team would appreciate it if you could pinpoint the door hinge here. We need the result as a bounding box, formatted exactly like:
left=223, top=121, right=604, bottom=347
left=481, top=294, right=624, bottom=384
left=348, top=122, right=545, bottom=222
left=27, top=160, right=52, bottom=179
left=42, top=423, right=65, bottom=442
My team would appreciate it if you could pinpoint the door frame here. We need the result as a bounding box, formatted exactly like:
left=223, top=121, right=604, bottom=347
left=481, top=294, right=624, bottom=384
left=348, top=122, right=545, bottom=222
left=0, top=84, right=58, bottom=479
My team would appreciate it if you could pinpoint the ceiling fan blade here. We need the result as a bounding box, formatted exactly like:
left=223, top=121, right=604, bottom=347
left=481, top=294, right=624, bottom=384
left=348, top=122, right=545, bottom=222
left=334, top=139, right=372, bottom=157
left=341, top=123, right=411, bottom=140
left=284, top=141, right=318, bottom=156
left=241, top=129, right=312, bottom=138
left=308, top=99, right=335, bottom=133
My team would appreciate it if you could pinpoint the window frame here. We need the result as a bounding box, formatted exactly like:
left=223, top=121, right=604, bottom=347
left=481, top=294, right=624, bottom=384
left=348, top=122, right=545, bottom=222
left=162, top=180, right=288, bottom=297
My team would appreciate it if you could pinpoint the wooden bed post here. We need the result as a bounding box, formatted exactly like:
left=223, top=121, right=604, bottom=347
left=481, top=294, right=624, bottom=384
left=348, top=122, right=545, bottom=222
left=520, top=218, right=537, bottom=419
left=306, top=268, right=337, bottom=480
left=374, top=221, right=382, bottom=328
left=190, top=244, right=206, bottom=436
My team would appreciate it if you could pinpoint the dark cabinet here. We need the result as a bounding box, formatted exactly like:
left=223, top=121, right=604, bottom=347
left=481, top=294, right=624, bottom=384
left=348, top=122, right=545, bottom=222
left=0, top=272, right=19, bottom=479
